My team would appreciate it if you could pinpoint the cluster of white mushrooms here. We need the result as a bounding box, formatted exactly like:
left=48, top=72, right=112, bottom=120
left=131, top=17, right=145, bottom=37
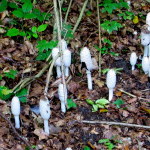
left=11, top=12, right=150, bottom=136
left=130, top=12, right=150, bottom=77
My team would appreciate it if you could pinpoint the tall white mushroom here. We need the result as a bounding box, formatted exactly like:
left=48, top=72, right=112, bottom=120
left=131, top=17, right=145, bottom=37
left=39, top=99, right=51, bottom=135
left=146, top=12, right=150, bottom=28
left=106, top=69, right=116, bottom=101
left=80, top=47, right=93, bottom=90
left=11, top=96, right=20, bottom=128
left=58, top=83, right=67, bottom=113
left=52, top=47, right=62, bottom=78
left=141, top=32, right=150, bottom=57
left=130, top=52, right=137, bottom=70
left=142, top=56, right=149, bottom=74
left=63, top=49, right=71, bottom=77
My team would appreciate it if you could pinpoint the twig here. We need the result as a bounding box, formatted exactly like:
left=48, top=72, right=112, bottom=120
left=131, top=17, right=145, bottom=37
left=119, top=88, right=150, bottom=101
left=96, top=0, right=102, bottom=77
left=64, top=0, right=73, bottom=23
left=81, top=120, right=150, bottom=129
left=72, top=0, right=89, bottom=34
left=0, top=112, right=32, bottom=148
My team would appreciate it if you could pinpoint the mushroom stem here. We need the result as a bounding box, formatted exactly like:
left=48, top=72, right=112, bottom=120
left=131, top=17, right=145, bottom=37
left=109, top=88, right=113, bottom=101
left=44, top=119, right=49, bottom=135
left=61, top=101, right=66, bottom=113
left=86, top=70, right=92, bottom=90
left=144, top=46, right=149, bottom=57
left=65, top=67, right=69, bottom=77
left=14, top=115, right=20, bottom=129
left=56, top=66, right=61, bottom=78
left=132, top=65, right=135, bottom=71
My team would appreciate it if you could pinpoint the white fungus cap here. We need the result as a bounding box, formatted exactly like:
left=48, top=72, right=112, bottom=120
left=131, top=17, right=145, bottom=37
left=130, top=52, right=137, bottom=66
left=146, top=12, right=150, bottom=26
left=80, top=47, right=93, bottom=71
left=63, top=49, right=71, bottom=67
left=141, top=32, right=150, bottom=46
left=58, top=83, right=67, bottom=102
left=52, top=47, right=61, bottom=66
left=106, top=69, right=116, bottom=89
left=142, top=56, right=149, bottom=74
left=11, top=96, right=20, bottom=116
left=39, top=99, right=51, bottom=120
left=58, top=39, right=67, bottom=51
left=65, top=148, right=72, bottom=150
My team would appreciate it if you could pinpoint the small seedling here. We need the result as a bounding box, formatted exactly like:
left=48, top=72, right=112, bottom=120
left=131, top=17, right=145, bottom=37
left=67, top=99, right=77, bottom=110
left=113, top=99, right=125, bottom=108
left=102, top=68, right=123, bottom=75
left=86, top=98, right=109, bottom=112
left=83, top=146, right=91, bottom=150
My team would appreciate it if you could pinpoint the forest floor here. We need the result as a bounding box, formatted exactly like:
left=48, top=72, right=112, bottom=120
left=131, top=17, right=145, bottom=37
left=0, top=0, right=150, bottom=150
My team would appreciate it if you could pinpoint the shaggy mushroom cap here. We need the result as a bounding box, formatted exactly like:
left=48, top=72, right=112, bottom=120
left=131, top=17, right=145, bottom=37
left=58, top=39, right=67, bottom=51
left=106, top=69, right=116, bottom=89
left=58, top=83, right=67, bottom=102
left=63, top=49, right=71, bottom=67
left=141, top=32, right=150, bottom=46
left=146, top=12, right=150, bottom=26
left=52, top=47, right=61, bottom=66
left=130, top=52, right=137, bottom=66
left=80, top=47, right=93, bottom=71
left=11, top=96, right=20, bottom=116
left=142, top=56, right=149, bottom=74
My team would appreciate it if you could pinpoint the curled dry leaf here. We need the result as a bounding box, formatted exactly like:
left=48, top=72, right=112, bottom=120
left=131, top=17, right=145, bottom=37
left=34, top=128, right=49, bottom=140
left=93, top=78, right=104, bottom=88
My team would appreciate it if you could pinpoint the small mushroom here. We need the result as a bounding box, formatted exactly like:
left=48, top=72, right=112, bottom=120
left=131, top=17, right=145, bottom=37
left=130, top=52, right=137, bottom=70
left=63, top=49, right=71, bottom=77
left=146, top=12, right=150, bottom=27
left=141, top=32, right=150, bottom=57
left=58, top=39, right=67, bottom=51
left=58, top=83, right=67, bottom=113
left=39, top=99, right=51, bottom=135
left=106, top=69, right=116, bottom=101
left=52, top=47, right=62, bottom=78
left=142, top=56, right=149, bottom=74
left=11, top=96, right=20, bottom=128
left=80, top=47, right=93, bottom=90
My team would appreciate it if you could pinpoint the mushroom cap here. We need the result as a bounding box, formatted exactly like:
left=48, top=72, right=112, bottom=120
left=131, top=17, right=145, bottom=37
left=11, top=96, right=20, bottom=116
left=146, top=12, right=150, bottom=26
left=142, top=56, right=149, bottom=73
left=63, top=49, right=71, bottom=67
left=52, top=47, right=61, bottom=66
left=141, top=32, right=150, bottom=46
left=39, top=99, right=51, bottom=120
left=58, top=83, right=67, bottom=102
left=130, top=52, right=137, bottom=66
left=58, top=39, right=67, bottom=51
left=106, top=69, right=116, bottom=89
left=80, top=47, right=93, bottom=71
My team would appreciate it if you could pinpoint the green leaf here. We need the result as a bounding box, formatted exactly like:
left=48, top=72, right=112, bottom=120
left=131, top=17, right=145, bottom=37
left=7, top=28, right=20, bottom=37
left=0, top=86, right=12, bottom=100
left=96, top=98, right=109, bottom=106
left=24, top=13, right=37, bottom=19
left=86, top=99, right=94, bottom=105
left=37, top=24, right=48, bottom=32
left=36, top=51, right=51, bottom=61
left=31, top=26, right=37, bottom=33
left=16, top=88, right=28, bottom=103
left=83, top=146, right=91, bottom=150
left=98, top=139, right=110, bottom=143
left=8, top=2, right=18, bottom=8
left=92, top=104, right=99, bottom=112
left=32, top=33, right=38, bottom=38
left=19, top=31, right=26, bottom=36
left=4, top=69, right=18, bottom=79
left=67, top=99, right=77, bottom=109
left=22, top=1, right=33, bottom=13
left=12, top=9, right=24, bottom=18
left=0, top=0, right=7, bottom=13
left=113, top=99, right=125, bottom=108
left=101, top=68, right=110, bottom=74
left=2, top=89, right=12, bottom=95
left=0, top=75, right=3, bottom=80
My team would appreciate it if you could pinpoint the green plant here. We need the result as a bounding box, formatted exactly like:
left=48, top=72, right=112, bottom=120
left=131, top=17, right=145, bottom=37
left=16, top=88, right=28, bottom=103
left=67, top=99, right=77, bottom=110
left=36, top=40, right=58, bottom=61
left=83, top=146, right=91, bottom=150
left=113, top=99, right=125, bottom=108
left=101, top=21, right=122, bottom=34
left=4, top=69, right=18, bottom=79
left=98, top=138, right=122, bottom=150
left=102, top=68, right=123, bottom=75
left=0, top=86, right=12, bottom=100
left=118, top=11, right=134, bottom=20
left=86, top=98, right=109, bottom=112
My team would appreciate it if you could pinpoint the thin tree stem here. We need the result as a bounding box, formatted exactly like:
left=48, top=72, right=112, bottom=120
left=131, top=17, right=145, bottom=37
left=64, top=0, right=73, bottom=23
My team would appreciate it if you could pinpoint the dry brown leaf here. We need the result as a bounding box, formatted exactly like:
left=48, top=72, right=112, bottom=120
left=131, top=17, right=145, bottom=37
left=34, top=128, right=49, bottom=140
left=93, top=78, right=104, bottom=88
left=115, top=91, right=122, bottom=97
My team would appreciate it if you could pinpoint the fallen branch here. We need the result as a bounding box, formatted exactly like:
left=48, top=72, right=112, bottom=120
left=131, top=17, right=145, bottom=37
left=0, top=112, right=32, bottom=149
left=81, top=120, right=150, bottom=129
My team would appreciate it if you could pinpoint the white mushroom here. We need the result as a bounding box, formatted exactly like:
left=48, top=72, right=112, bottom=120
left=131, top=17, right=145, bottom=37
left=65, top=148, right=72, bottom=150
left=39, top=99, right=51, bottom=135
left=106, top=69, right=116, bottom=101
left=11, top=96, right=20, bottom=128
left=58, top=83, right=67, bottom=113
left=149, top=57, right=150, bottom=77
left=58, top=39, right=67, bottom=51
left=63, top=49, right=71, bottom=77
left=146, top=12, right=150, bottom=26
left=52, top=47, right=62, bottom=78
left=141, top=32, right=150, bottom=57
left=80, top=47, right=93, bottom=90
left=142, top=56, right=149, bottom=74
left=130, top=52, right=137, bottom=70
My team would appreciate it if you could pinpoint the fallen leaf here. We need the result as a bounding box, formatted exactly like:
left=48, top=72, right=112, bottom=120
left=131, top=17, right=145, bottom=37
left=115, top=91, right=122, bottom=97
left=34, top=128, right=49, bottom=140
left=93, top=78, right=104, bottom=88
